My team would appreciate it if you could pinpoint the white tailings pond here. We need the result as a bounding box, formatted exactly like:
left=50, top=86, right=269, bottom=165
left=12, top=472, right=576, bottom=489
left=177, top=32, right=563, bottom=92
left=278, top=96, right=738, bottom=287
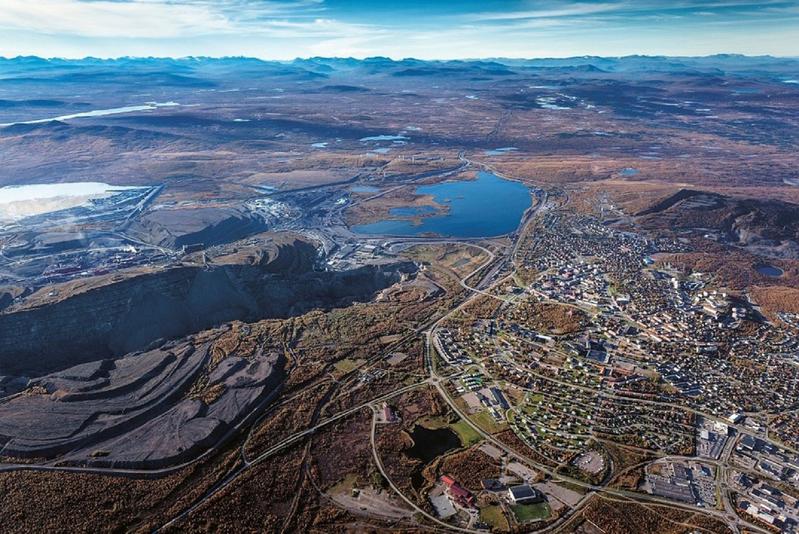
left=0, top=182, right=145, bottom=221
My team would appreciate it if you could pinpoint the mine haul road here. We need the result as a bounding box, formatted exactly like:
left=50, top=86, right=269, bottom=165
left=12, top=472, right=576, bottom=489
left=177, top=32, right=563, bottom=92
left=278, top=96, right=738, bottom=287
left=0, top=165, right=774, bottom=534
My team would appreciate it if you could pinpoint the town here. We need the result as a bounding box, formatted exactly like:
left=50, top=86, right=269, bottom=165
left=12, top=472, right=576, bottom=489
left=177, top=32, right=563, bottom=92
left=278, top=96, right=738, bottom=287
left=421, top=198, right=799, bottom=532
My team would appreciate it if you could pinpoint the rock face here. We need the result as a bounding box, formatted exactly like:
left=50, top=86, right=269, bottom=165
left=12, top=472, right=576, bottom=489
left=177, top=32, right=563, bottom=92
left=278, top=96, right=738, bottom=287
left=635, top=188, right=799, bottom=258
left=127, top=206, right=270, bottom=249
left=0, top=291, right=12, bottom=311
left=0, top=239, right=416, bottom=377
left=0, top=339, right=285, bottom=468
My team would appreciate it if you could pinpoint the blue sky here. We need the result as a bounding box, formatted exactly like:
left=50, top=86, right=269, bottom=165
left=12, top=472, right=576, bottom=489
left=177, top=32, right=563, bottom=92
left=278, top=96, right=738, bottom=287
left=0, top=0, right=797, bottom=59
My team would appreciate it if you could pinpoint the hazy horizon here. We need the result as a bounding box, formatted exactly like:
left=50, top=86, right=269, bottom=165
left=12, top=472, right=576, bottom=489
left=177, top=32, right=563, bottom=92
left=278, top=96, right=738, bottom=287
left=2, top=52, right=798, bottom=62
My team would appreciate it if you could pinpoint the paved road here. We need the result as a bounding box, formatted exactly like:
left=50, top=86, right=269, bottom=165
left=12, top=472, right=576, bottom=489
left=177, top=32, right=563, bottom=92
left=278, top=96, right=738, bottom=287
left=156, top=381, right=427, bottom=531
left=1, top=162, right=778, bottom=534
left=408, top=193, right=772, bottom=533
left=368, top=406, right=484, bottom=534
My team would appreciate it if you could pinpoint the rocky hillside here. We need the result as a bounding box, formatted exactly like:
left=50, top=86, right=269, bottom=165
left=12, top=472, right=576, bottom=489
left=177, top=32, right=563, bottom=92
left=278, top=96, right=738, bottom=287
left=0, top=238, right=415, bottom=376
left=635, top=188, right=799, bottom=258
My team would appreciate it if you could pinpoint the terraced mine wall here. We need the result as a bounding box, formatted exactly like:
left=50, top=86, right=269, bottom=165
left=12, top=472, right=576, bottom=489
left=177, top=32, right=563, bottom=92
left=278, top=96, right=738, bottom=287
left=0, top=247, right=415, bottom=376
left=0, top=340, right=287, bottom=466
left=128, top=207, right=271, bottom=249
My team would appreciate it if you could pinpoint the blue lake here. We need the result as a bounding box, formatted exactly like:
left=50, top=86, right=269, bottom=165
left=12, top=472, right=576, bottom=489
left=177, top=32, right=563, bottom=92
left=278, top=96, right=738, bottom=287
left=352, top=171, right=531, bottom=237
left=756, top=264, right=783, bottom=277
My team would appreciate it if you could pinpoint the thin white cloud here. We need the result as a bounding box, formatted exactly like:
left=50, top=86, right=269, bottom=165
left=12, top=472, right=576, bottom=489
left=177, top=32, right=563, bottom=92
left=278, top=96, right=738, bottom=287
left=0, top=0, right=335, bottom=39
left=251, top=17, right=380, bottom=40
left=471, top=0, right=799, bottom=24
left=0, top=0, right=232, bottom=38
left=0, top=0, right=798, bottom=58
left=472, top=2, right=622, bottom=22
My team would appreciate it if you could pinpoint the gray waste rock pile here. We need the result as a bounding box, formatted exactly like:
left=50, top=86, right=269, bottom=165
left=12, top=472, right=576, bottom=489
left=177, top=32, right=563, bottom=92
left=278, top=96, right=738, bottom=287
left=0, top=339, right=284, bottom=469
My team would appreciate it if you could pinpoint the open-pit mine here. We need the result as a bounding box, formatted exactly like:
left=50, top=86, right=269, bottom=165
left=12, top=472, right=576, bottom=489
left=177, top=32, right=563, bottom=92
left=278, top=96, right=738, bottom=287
left=2, top=55, right=799, bottom=534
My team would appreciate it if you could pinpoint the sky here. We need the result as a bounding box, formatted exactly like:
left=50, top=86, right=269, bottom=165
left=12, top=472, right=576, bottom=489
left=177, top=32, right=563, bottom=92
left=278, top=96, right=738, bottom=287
left=0, top=0, right=798, bottom=59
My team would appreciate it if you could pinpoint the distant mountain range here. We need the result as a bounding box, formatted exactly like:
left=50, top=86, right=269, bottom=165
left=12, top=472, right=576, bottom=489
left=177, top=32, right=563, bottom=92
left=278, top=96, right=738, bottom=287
left=1, top=54, right=798, bottom=80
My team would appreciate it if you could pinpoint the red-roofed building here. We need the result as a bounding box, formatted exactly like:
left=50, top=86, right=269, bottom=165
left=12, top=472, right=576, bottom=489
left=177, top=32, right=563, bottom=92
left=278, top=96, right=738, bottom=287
left=440, top=475, right=475, bottom=507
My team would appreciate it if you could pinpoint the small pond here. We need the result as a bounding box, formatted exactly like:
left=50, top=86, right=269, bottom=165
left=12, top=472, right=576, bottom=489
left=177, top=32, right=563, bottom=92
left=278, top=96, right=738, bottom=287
left=756, top=264, right=783, bottom=277
left=405, top=425, right=461, bottom=464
